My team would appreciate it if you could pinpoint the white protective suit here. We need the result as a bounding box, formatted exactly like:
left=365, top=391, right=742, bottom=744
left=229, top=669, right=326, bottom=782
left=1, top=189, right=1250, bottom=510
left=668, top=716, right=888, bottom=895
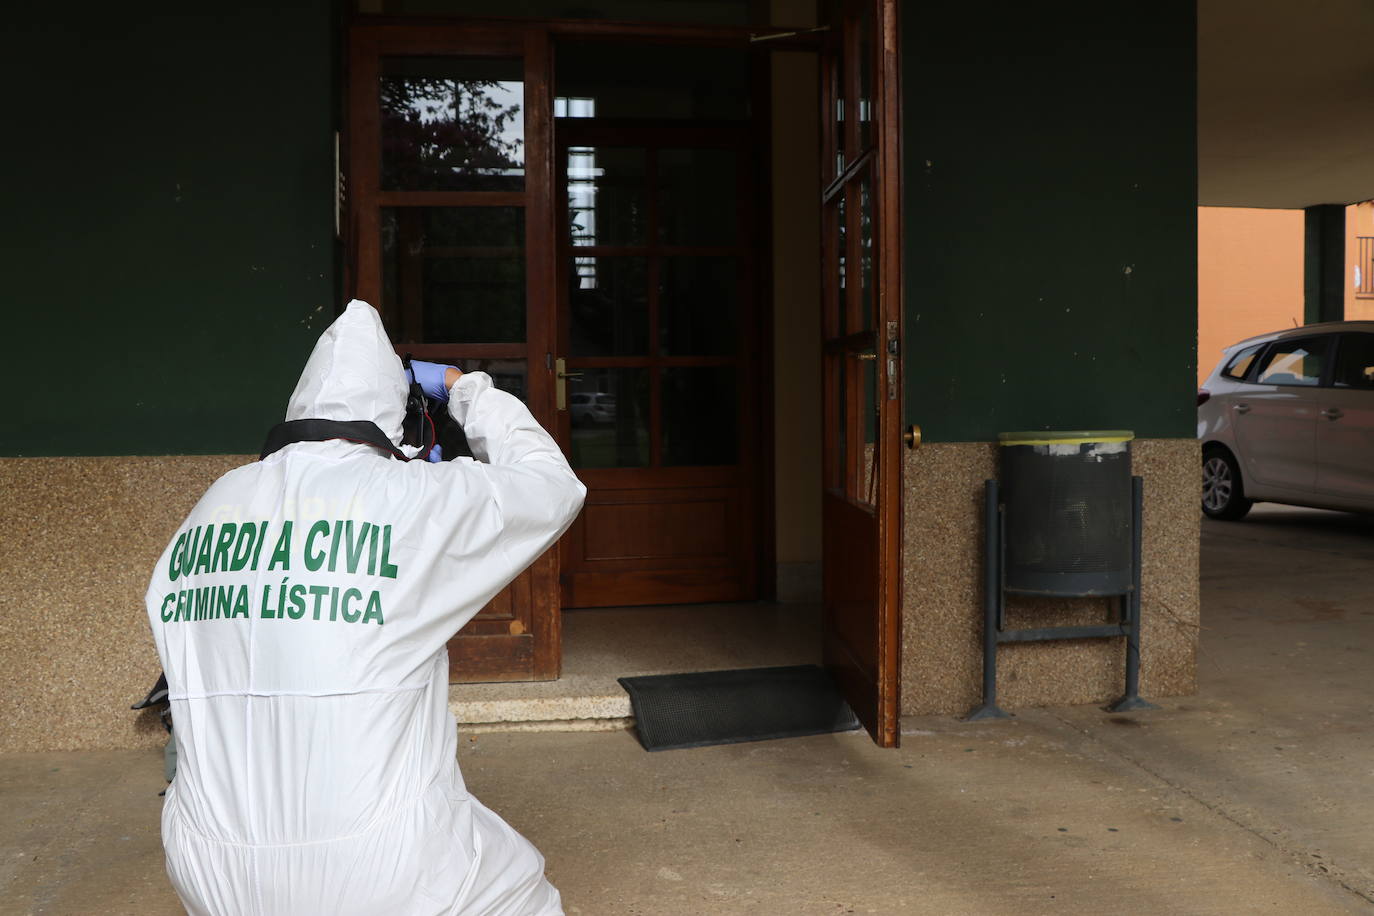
left=144, top=300, right=584, bottom=915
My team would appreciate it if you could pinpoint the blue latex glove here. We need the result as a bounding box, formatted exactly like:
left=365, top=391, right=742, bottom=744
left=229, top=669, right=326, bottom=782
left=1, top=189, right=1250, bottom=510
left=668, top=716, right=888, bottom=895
left=425, top=443, right=444, bottom=463
left=407, top=360, right=458, bottom=403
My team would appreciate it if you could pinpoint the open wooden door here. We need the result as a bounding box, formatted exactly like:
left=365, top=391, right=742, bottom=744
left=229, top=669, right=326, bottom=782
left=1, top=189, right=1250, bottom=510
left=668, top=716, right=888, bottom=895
left=349, top=23, right=561, bottom=683
left=820, top=0, right=903, bottom=747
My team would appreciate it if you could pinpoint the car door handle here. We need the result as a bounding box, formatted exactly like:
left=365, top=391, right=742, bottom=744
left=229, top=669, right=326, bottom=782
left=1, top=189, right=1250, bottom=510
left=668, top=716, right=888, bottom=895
left=1234, top=403, right=1251, bottom=414
left=1321, top=407, right=1344, bottom=420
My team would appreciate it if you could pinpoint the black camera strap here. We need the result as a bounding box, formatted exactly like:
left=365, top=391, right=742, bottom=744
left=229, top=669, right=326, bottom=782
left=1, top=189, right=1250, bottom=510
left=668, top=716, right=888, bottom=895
left=260, top=419, right=411, bottom=461
left=400, top=354, right=437, bottom=462
left=261, top=355, right=448, bottom=462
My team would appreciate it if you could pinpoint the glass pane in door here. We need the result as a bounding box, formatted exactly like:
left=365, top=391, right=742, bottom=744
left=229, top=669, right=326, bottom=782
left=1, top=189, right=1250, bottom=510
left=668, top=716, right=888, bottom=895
left=555, top=42, right=751, bottom=120
left=857, top=3, right=875, bottom=153
left=662, top=367, right=738, bottom=466
left=861, top=356, right=879, bottom=506
left=860, top=176, right=874, bottom=331
left=568, top=256, right=648, bottom=356
left=569, top=369, right=650, bottom=468
left=381, top=207, right=525, bottom=343
left=568, top=147, right=647, bottom=247
left=832, top=37, right=846, bottom=177
left=834, top=356, right=848, bottom=492
left=420, top=355, right=528, bottom=402
left=380, top=57, right=525, bottom=192
left=835, top=192, right=847, bottom=336
left=659, top=257, right=738, bottom=356
left=657, top=148, right=738, bottom=246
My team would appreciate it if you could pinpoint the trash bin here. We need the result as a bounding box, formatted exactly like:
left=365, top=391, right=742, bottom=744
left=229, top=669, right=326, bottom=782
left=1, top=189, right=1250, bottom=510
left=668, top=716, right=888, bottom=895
left=997, top=430, right=1134, bottom=597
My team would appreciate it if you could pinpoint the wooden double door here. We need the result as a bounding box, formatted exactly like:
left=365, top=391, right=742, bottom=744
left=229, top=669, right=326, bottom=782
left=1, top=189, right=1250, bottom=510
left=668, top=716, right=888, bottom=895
left=348, top=3, right=902, bottom=746
left=348, top=23, right=760, bottom=679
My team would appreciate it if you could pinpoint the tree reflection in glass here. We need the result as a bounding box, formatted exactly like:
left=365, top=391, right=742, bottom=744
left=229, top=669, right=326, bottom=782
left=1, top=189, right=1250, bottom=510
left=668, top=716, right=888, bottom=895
left=380, top=57, right=525, bottom=192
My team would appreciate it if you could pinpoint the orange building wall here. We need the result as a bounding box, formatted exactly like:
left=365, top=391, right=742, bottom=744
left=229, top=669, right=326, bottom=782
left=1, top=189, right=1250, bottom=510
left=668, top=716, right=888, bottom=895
left=1197, top=207, right=1304, bottom=386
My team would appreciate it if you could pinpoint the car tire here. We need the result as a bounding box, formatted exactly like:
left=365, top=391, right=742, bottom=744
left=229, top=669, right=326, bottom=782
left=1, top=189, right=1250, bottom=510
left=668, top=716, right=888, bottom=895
left=1202, top=447, right=1253, bottom=520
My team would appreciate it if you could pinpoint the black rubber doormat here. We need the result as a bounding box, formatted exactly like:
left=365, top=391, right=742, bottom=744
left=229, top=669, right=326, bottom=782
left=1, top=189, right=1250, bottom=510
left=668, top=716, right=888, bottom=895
left=617, top=664, right=862, bottom=751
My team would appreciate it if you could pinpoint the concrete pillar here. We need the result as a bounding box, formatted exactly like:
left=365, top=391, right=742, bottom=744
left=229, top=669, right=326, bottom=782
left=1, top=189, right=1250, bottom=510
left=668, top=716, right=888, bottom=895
left=1304, top=204, right=1346, bottom=324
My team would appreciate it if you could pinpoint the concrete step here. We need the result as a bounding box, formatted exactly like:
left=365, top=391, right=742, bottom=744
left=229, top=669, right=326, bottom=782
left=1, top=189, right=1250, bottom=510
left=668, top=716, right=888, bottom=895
left=446, top=602, right=822, bottom=733
left=450, top=686, right=632, bottom=733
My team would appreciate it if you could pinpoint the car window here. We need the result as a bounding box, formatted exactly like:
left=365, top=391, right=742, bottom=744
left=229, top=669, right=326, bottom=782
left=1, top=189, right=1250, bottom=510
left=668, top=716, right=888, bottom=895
left=1222, top=343, right=1264, bottom=380
left=1254, top=336, right=1331, bottom=387
left=1334, top=333, right=1374, bottom=389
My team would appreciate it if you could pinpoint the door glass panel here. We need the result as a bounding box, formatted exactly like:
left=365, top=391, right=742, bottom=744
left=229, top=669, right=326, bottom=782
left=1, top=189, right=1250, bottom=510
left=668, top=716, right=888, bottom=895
left=662, top=367, right=737, bottom=466
left=660, top=257, right=738, bottom=356
left=832, top=39, right=846, bottom=177
left=569, top=369, right=650, bottom=468
left=857, top=3, right=875, bottom=153
left=555, top=42, right=751, bottom=120
left=658, top=149, right=737, bottom=246
left=391, top=1, right=759, bottom=25
left=422, top=356, right=528, bottom=402
left=835, top=356, right=847, bottom=491
left=861, top=356, right=878, bottom=505
left=463, top=358, right=527, bottom=401
left=860, top=177, right=874, bottom=332
left=381, top=207, right=525, bottom=344
left=568, top=256, right=648, bottom=356
left=568, top=147, right=647, bottom=247
left=835, top=193, right=847, bottom=336
left=380, top=57, right=525, bottom=192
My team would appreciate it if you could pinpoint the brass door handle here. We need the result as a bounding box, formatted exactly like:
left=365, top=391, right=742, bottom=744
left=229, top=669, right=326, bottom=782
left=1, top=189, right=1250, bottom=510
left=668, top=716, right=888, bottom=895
left=903, top=425, right=921, bottom=450
left=555, top=358, right=582, bottom=410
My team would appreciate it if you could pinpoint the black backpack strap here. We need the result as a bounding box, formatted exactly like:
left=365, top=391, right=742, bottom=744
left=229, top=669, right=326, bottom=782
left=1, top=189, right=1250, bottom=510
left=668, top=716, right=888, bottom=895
left=131, top=672, right=169, bottom=710
left=260, top=419, right=410, bottom=461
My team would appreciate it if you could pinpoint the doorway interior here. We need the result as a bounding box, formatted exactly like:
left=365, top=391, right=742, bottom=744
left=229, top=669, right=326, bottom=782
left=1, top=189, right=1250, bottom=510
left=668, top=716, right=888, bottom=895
left=346, top=2, right=901, bottom=744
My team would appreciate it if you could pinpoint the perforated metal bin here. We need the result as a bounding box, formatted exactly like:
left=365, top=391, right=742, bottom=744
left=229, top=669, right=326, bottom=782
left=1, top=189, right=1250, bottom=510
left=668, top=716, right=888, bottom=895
left=997, top=430, right=1134, bottom=597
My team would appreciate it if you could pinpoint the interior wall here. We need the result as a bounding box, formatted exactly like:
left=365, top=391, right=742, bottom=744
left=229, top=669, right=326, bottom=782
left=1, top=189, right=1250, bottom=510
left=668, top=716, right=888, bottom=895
left=1197, top=207, right=1304, bottom=386
left=769, top=0, right=822, bottom=597
left=2, top=2, right=338, bottom=456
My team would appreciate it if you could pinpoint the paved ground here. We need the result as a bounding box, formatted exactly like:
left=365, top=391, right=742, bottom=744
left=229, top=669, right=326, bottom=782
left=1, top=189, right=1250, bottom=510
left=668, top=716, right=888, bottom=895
left=3, top=505, right=1373, bottom=914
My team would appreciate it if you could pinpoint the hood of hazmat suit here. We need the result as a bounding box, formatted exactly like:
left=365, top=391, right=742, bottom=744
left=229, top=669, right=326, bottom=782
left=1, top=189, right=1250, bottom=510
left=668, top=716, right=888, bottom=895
left=145, top=301, right=584, bottom=916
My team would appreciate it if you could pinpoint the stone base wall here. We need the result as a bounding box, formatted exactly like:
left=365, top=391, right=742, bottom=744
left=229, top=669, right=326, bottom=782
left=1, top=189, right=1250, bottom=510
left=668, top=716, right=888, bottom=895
left=900, top=439, right=1200, bottom=716
left=0, top=457, right=253, bottom=752
left=1, top=442, right=1199, bottom=750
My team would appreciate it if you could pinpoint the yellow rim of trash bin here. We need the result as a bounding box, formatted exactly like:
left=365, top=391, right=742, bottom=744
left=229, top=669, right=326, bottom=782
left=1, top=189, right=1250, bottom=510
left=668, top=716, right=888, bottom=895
left=997, top=430, right=1134, bottom=447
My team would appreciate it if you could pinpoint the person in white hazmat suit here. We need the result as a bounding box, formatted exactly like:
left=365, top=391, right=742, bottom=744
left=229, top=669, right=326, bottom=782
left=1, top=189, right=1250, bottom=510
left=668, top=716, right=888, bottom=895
left=144, top=300, right=584, bottom=915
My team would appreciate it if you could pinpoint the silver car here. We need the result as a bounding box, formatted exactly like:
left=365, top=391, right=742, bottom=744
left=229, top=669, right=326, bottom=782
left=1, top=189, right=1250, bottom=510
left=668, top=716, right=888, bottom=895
left=1198, top=321, right=1374, bottom=519
left=569, top=392, right=616, bottom=425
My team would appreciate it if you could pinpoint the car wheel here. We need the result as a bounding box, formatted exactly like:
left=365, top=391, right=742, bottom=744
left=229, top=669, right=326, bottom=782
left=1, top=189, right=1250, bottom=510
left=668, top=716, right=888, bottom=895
left=1201, top=448, right=1253, bottom=520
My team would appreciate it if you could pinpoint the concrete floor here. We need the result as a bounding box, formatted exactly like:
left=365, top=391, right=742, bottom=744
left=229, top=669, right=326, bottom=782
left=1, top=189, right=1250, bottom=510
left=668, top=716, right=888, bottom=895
left=3, top=504, right=1373, bottom=914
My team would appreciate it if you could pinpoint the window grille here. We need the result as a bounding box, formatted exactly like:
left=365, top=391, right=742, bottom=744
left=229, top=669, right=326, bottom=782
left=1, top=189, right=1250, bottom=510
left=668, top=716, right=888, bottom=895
left=1359, top=237, right=1374, bottom=298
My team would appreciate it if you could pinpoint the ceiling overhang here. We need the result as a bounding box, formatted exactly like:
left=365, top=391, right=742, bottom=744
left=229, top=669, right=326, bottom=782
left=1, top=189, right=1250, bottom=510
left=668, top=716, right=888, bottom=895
left=1199, top=0, right=1374, bottom=209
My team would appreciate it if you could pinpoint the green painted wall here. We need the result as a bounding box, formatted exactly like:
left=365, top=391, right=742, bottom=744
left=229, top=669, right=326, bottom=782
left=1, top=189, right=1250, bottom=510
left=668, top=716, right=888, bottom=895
left=3, top=2, right=338, bottom=456
left=901, top=1, right=1197, bottom=442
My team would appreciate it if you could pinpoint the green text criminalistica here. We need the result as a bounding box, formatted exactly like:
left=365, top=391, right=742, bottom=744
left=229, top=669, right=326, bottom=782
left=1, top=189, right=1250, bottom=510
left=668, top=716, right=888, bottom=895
left=158, top=519, right=401, bottom=627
